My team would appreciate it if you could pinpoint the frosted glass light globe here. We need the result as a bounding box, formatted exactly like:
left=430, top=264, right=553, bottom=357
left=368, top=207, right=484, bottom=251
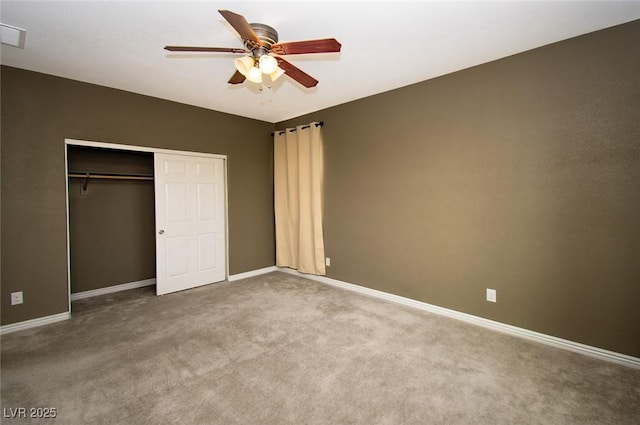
left=259, top=55, right=278, bottom=75
left=246, top=65, right=263, bottom=84
left=234, top=56, right=255, bottom=76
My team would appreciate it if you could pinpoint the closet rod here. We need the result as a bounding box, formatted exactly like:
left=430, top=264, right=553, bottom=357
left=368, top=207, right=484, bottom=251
left=68, top=172, right=154, bottom=191
left=68, top=172, right=153, bottom=181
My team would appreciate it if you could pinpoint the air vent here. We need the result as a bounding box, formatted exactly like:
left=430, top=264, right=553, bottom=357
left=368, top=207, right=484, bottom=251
left=1, top=23, right=27, bottom=49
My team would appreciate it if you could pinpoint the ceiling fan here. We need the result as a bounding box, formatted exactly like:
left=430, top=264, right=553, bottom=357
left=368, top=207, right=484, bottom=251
left=164, top=9, right=341, bottom=88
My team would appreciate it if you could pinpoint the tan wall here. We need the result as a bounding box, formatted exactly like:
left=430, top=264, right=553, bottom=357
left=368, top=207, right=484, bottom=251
left=1, top=66, right=275, bottom=325
left=278, top=21, right=640, bottom=357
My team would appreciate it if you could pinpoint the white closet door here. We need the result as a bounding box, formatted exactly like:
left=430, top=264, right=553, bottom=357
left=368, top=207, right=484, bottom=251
left=154, top=153, right=226, bottom=295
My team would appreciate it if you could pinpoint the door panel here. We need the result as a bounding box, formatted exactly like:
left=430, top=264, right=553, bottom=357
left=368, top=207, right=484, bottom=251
left=166, top=183, right=188, bottom=222
left=166, top=236, right=189, bottom=277
left=198, top=233, right=217, bottom=270
left=155, top=153, right=225, bottom=295
left=197, top=183, right=216, bottom=220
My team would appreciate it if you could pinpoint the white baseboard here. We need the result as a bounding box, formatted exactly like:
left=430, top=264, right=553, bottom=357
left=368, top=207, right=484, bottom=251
left=0, top=312, right=70, bottom=336
left=228, top=266, right=278, bottom=282
left=278, top=268, right=640, bottom=370
left=71, top=278, right=156, bottom=301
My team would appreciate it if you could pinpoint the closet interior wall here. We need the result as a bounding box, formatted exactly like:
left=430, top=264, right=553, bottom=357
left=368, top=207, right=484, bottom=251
left=67, top=146, right=156, bottom=294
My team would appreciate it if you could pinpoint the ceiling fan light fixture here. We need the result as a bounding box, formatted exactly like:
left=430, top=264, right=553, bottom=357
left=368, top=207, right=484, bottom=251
left=269, top=66, right=285, bottom=82
left=259, top=55, right=278, bottom=74
left=234, top=56, right=255, bottom=76
left=246, top=65, right=263, bottom=84
left=166, top=9, right=342, bottom=89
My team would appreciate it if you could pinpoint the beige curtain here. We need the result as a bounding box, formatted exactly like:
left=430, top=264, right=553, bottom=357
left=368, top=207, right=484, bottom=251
left=274, top=122, right=325, bottom=275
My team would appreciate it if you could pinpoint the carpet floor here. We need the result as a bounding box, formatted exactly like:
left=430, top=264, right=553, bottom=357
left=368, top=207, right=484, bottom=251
left=1, top=272, right=639, bottom=424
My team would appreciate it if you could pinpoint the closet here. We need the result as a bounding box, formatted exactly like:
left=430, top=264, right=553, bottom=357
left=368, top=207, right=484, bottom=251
left=66, top=141, right=228, bottom=300
left=67, top=145, right=156, bottom=296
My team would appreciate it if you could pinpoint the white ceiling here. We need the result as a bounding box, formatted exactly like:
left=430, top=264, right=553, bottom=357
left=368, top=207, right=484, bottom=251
left=2, top=1, right=639, bottom=123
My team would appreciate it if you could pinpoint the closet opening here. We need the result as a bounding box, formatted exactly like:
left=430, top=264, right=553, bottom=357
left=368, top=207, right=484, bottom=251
left=66, top=145, right=156, bottom=302
left=65, top=139, right=229, bottom=311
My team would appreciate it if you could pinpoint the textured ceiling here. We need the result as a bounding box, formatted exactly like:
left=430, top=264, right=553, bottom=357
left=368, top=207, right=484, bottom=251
left=2, top=1, right=639, bottom=123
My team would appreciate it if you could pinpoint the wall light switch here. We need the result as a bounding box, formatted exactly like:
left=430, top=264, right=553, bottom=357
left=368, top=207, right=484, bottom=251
left=486, top=288, right=497, bottom=303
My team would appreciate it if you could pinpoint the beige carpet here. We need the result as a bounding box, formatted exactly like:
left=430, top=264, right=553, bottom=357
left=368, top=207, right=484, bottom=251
left=2, top=272, right=639, bottom=424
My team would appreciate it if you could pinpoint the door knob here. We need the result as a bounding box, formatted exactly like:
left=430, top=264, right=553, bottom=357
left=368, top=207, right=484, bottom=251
left=159, top=230, right=165, bottom=235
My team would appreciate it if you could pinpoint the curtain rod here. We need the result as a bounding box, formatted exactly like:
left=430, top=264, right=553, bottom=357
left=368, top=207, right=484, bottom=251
left=271, top=121, right=323, bottom=137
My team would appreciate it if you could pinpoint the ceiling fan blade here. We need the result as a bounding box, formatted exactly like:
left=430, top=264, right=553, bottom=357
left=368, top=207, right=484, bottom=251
left=276, top=57, right=318, bottom=88
left=271, top=38, right=341, bottom=55
left=218, top=9, right=261, bottom=46
left=164, top=46, right=248, bottom=53
left=228, top=70, right=246, bottom=85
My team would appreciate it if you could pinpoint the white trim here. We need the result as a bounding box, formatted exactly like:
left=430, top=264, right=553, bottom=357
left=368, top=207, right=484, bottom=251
left=279, top=268, right=640, bottom=370
left=0, top=312, right=70, bottom=335
left=228, top=266, right=278, bottom=282
left=224, top=158, right=230, bottom=280
left=70, top=278, right=156, bottom=301
left=64, top=142, right=72, bottom=314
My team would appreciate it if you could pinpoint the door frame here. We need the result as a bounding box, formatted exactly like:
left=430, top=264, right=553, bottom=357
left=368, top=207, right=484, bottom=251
left=64, top=138, right=229, bottom=312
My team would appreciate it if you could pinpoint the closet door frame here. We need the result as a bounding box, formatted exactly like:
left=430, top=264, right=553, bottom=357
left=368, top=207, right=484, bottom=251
left=64, top=138, right=229, bottom=312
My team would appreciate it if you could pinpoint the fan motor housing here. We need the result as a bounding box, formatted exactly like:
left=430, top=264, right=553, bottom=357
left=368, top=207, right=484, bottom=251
left=247, top=23, right=278, bottom=56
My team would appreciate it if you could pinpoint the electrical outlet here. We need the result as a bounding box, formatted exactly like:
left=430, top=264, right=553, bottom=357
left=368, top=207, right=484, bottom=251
left=11, top=291, right=24, bottom=305
left=486, top=288, right=497, bottom=303
left=325, top=257, right=331, bottom=267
